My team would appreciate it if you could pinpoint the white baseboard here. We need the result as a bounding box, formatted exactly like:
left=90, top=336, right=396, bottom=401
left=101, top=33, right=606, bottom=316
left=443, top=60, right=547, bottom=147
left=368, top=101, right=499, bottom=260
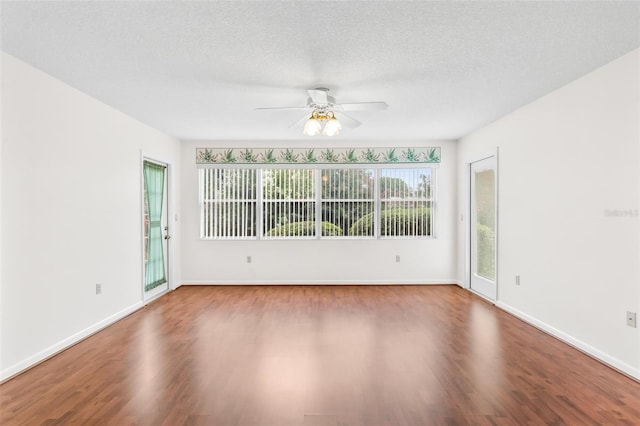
left=180, top=279, right=459, bottom=286
left=496, top=301, right=640, bottom=381
left=1, top=301, right=144, bottom=382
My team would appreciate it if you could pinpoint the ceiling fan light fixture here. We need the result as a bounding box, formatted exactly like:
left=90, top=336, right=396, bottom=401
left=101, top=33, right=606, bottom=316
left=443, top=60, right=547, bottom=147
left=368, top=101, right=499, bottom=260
left=303, top=112, right=322, bottom=136
left=322, top=112, right=342, bottom=136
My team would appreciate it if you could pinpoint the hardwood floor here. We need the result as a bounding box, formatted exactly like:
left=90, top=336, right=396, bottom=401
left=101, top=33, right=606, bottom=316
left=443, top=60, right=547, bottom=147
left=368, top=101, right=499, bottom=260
left=1, top=285, right=639, bottom=425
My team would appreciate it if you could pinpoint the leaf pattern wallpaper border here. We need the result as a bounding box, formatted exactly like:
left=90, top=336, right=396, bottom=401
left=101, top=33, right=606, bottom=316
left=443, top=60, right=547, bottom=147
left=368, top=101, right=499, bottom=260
left=196, top=147, right=441, bottom=165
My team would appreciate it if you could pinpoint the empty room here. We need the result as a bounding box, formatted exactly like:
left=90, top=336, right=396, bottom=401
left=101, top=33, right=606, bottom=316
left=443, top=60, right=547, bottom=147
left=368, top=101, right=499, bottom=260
left=1, top=1, right=639, bottom=424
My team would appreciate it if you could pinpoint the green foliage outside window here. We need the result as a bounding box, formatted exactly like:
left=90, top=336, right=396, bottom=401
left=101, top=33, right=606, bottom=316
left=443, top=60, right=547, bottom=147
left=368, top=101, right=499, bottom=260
left=349, top=207, right=431, bottom=237
left=264, top=221, right=343, bottom=237
left=476, top=223, right=495, bottom=280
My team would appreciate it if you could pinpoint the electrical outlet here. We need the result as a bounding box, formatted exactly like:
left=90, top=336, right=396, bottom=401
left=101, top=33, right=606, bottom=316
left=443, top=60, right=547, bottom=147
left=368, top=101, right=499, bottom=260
left=627, top=311, right=637, bottom=328
left=515, top=275, right=520, bottom=286
left=247, top=256, right=252, bottom=264
left=395, top=255, right=400, bottom=263
left=96, top=283, right=102, bottom=295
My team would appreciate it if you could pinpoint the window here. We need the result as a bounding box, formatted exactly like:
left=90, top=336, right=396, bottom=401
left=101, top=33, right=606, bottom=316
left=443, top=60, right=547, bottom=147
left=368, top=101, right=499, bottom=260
left=379, top=168, right=432, bottom=238
left=200, top=167, right=435, bottom=239
left=201, top=169, right=257, bottom=239
left=322, top=169, right=375, bottom=237
left=263, top=169, right=316, bottom=238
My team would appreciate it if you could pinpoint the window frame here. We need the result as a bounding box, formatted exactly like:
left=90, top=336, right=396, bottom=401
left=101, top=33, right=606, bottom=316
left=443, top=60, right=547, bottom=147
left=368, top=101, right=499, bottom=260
left=378, top=167, right=435, bottom=239
left=199, top=163, right=437, bottom=240
left=200, top=168, right=258, bottom=240
left=261, top=168, right=317, bottom=240
left=320, top=167, right=376, bottom=239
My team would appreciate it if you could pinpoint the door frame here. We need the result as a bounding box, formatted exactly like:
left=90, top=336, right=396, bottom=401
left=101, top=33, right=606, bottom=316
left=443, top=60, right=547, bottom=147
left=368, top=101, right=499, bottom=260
left=140, top=154, right=172, bottom=303
left=466, top=149, right=499, bottom=302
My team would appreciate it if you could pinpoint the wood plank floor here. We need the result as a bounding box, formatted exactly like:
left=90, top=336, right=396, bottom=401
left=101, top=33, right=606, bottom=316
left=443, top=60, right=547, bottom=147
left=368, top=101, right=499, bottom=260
left=1, top=285, right=639, bottom=425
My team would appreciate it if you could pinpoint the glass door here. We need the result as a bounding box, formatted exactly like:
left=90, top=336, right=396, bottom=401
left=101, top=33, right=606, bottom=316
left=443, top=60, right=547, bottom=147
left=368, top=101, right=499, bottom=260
left=143, top=160, right=169, bottom=300
left=470, top=156, right=497, bottom=300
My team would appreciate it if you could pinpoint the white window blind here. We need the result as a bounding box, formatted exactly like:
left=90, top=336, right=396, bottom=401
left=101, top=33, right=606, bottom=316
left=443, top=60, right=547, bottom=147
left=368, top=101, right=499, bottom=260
left=262, top=169, right=315, bottom=238
left=201, top=169, right=257, bottom=239
left=322, top=169, right=375, bottom=237
left=379, top=168, right=432, bottom=237
left=199, top=166, right=434, bottom=240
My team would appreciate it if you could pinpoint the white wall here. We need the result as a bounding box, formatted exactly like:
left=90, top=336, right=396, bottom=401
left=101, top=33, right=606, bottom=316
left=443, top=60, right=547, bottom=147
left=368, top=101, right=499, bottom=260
left=0, top=53, right=3, bottom=378
left=0, top=53, right=182, bottom=380
left=457, top=49, right=640, bottom=378
left=181, top=140, right=457, bottom=284
left=5, top=44, right=635, bottom=385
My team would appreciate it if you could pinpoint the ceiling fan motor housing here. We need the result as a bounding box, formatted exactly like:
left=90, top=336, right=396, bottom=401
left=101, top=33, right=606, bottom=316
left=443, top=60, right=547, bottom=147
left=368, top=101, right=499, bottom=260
left=306, top=87, right=335, bottom=112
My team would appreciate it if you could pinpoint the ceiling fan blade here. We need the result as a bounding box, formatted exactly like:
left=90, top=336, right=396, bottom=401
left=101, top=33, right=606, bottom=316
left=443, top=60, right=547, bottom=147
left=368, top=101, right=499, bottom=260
left=334, top=112, right=361, bottom=128
left=288, top=113, right=311, bottom=129
left=307, top=88, right=328, bottom=104
left=255, top=106, right=310, bottom=111
left=334, top=101, right=388, bottom=111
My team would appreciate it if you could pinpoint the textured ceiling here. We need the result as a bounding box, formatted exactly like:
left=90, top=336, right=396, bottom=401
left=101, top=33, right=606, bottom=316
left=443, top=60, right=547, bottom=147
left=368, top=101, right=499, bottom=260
left=1, top=1, right=639, bottom=141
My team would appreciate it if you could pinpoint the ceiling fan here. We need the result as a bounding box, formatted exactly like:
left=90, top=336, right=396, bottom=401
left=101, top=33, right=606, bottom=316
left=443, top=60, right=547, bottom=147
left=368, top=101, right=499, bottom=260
left=256, top=88, right=388, bottom=136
